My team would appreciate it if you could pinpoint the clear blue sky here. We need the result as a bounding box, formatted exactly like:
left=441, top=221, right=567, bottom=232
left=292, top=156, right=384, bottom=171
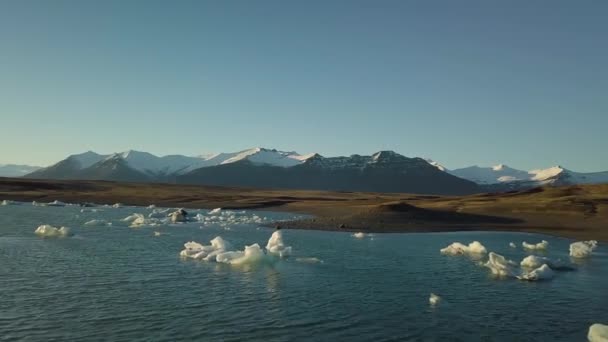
left=1, top=0, right=607, bottom=171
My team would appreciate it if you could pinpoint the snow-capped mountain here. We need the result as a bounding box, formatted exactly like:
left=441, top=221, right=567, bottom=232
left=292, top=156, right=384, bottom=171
left=0, top=164, right=41, bottom=177
left=24, top=148, right=480, bottom=195
left=448, top=164, right=531, bottom=184
left=425, top=159, right=608, bottom=189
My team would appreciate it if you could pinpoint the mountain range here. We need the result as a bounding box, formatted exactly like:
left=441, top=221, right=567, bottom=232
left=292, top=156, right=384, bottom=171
left=0, top=164, right=41, bottom=177
left=14, top=148, right=608, bottom=195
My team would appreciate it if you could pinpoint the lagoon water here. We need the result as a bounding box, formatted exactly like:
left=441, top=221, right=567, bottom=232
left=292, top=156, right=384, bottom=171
left=1, top=203, right=606, bottom=341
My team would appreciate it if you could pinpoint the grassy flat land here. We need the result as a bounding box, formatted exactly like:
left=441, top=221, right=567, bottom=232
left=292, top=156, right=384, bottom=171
left=1, top=177, right=607, bottom=241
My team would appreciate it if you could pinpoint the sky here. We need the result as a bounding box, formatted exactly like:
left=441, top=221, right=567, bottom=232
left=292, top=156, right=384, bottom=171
left=1, top=0, right=607, bottom=171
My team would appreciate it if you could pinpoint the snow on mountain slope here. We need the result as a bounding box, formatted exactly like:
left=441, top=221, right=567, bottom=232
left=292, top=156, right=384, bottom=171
left=425, top=159, right=447, bottom=172
left=449, top=165, right=530, bottom=184
left=70, top=151, right=108, bottom=169
left=105, top=150, right=210, bottom=175
left=218, top=148, right=315, bottom=167
left=0, top=164, right=42, bottom=177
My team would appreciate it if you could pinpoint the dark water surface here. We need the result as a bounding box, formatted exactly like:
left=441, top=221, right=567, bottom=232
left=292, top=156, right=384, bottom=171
left=0, top=203, right=606, bottom=341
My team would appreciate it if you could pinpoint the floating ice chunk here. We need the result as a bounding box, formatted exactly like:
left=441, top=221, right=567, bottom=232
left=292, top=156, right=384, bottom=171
left=1, top=200, right=16, bottom=205
left=84, top=219, right=112, bottom=227
left=520, top=255, right=551, bottom=269
left=570, top=240, right=598, bottom=258
left=509, top=242, right=517, bottom=248
left=295, top=257, right=323, bottom=264
left=441, top=241, right=487, bottom=256
left=352, top=232, right=366, bottom=239
left=180, top=237, right=232, bottom=261
left=216, top=243, right=268, bottom=265
left=147, top=204, right=156, bottom=209
left=154, top=231, right=162, bottom=236
left=429, top=293, right=442, bottom=307
left=588, top=323, right=608, bottom=342
left=47, top=200, right=66, bottom=207
left=35, top=225, right=72, bottom=237
left=517, top=264, right=554, bottom=281
left=122, top=213, right=144, bottom=222
left=112, top=203, right=123, bottom=208
left=484, top=252, right=517, bottom=277
left=266, top=230, right=292, bottom=257
left=209, top=208, right=222, bottom=214
left=80, top=208, right=100, bottom=213
left=32, top=201, right=47, bottom=207
left=522, top=240, right=549, bottom=250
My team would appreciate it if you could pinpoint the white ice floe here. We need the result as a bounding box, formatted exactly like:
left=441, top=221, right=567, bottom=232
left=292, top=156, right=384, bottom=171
left=32, top=201, right=47, bottom=207
left=265, top=230, right=292, bottom=257
left=209, top=208, right=222, bottom=214
left=112, top=203, right=123, bottom=208
left=80, top=208, right=100, bottom=213
left=484, top=252, right=517, bottom=277
left=509, top=242, right=517, bottom=248
left=441, top=241, right=487, bottom=256
left=154, top=231, right=163, bottom=236
left=35, top=225, right=72, bottom=237
left=522, top=240, right=549, bottom=250
left=588, top=323, right=608, bottom=342
left=47, top=200, right=66, bottom=207
left=1, top=200, right=16, bottom=205
left=570, top=240, right=598, bottom=258
left=84, top=219, right=112, bottom=227
left=429, top=293, right=442, bottom=307
left=180, top=237, right=233, bottom=261
left=216, top=243, right=269, bottom=265
left=352, top=232, right=367, bottom=239
left=295, top=257, right=323, bottom=264
left=180, top=231, right=292, bottom=265
left=520, top=255, right=552, bottom=269
left=147, top=204, right=156, bottom=209
left=517, top=264, right=554, bottom=281
left=122, top=213, right=144, bottom=222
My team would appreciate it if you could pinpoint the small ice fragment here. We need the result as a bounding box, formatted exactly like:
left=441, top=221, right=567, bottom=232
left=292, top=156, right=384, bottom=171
left=112, top=203, right=123, bottom=208
left=588, top=323, right=608, bottom=342
left=84, top=219, right=111, bottom=227
left=570, top=240, right=598, bottom=258
left=441, top=241, right=487, bottom=256
left=154, top=231, right=162, bottom=236
left=522, top=240, right=549, bottom=250
left=295, top=257, right=323, bottom=264
left=509, top=242, right=517, bottom=248
left=47, top=200, right=66, bottom=207
left=209, top=208, right=221, bottom=214
left=1, top=200, right=15, bottom=205
left=147, top=204, right=156, bottom=209
left=352, top=232, right=366, bottom=239
left=429, top=293, right=442, bottom=307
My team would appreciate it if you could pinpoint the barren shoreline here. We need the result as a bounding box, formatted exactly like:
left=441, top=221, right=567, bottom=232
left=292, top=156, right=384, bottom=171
left=1, top=177, right=607, bottom=241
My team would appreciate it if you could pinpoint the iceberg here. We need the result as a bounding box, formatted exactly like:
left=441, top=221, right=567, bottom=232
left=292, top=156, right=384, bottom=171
left=509, top=242, right=517, bottom=248
left=180, top=237, right=232, bottom=261
left=570, top=240, right=598, bottom=258
left=47, top=200, right=66, bottom=207
left=265, top=230, right=292, bottom=257
left=1, top=200, right=16, bottom=205
left=295, top=257, right=323, bottom=264
left=484, top=252, right=517, bottom=277
left=522, top=240, right=549, bottom=250
left=520, top=255, right=574, bottom=271
left=35, top=225, right=72, bottom=237
left=517, top=264, right=554, bottom=281
left=441, top=241, right=487, bottom=256
left=588, top=323, right=608, bottom=342
left=209, top=208, right=222, bottom=215
left=216, top=243, right=268, bottom=265
left=168, top=209, right=188, bottom=223
left=352, top=232, right=366, bottom=239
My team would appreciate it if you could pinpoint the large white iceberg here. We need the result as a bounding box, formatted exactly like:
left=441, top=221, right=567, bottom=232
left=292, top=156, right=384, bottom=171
left=588, top=323, right=608, bottom=342
left=266, top=230, right=292, bottom=257
left=216, top=243, right=269, bottom=265
left=35, top=225, right=72, bottom=237
left=441, top=241, right=487, bottom=256
left=570, top=240, right=598, bottom=258
left=522, top=240, right=549, bottom=250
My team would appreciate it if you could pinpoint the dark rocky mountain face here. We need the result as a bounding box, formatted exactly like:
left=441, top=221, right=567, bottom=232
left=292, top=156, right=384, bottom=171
left=177, top=154, right=481, bottom=195
left=24, top=156, right=83, bottom=180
